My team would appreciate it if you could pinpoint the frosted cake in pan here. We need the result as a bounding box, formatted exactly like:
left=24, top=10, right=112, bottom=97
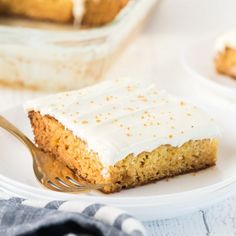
left=0, top=0, right=158, bottom=91
left=25, top=78, right=219, bottom=193
left=0, top=0, right=129, bottom=26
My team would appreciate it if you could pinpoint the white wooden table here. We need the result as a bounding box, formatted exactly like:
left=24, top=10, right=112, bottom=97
left=1, top=0, right=236, bottom=235
left=144, top=195, right=236, bottom=236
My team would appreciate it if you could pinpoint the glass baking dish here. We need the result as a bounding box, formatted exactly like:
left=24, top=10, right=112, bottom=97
left=0, top=0, right=159, bottom=92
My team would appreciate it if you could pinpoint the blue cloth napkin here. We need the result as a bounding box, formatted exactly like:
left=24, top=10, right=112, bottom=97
left=0, top=192, right=146, bottom=236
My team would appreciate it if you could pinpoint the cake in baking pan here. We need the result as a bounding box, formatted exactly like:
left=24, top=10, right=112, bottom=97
left=25, top=78, right=219, bottom=193
left=0, top=0, right=158, bottom=92
left=0, top=0, right=129, bottom=26
left=214, top=32, right=236, bottom=80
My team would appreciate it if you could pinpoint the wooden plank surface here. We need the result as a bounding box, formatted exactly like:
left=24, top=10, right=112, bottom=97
left=144, top=195, right=236, bottom=236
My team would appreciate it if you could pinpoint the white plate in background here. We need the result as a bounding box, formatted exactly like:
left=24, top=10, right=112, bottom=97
left=183, top=37, right=236, bottom=101
left=0, top=104, right=236, bottom=220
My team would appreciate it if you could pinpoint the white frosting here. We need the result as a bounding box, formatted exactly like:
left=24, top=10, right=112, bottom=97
left=25, top=78, right=219, bottom=168
left=72, top=0, right=85, bottom=25
left=214, top=31, right=236, bottom=53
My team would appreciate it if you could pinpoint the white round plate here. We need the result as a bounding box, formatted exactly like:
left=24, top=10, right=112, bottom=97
left=183, top=37, right=236, bottom=100
left=0, top=105, right=236, bottom=220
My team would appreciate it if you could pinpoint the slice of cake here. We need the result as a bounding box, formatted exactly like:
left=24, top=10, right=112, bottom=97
left=25, top=79, right=219, bottom=193
left=0, top=0, right=129, bottom=26
left=214, top=32, right=236, bottom=79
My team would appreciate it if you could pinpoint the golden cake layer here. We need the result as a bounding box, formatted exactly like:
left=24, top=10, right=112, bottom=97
left=28, top=111, right=218, bottom=193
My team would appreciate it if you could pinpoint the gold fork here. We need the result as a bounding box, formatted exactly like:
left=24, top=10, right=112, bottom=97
left=0, top=115, right=105, bottom=193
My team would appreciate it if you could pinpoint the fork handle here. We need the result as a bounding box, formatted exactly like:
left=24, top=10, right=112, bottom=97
left=0, top=115, right=36, bottom=153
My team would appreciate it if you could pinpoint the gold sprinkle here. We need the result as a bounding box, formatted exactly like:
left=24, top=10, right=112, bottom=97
left=170, top=117, right=174, bottom=120
left=81, top=120, right=88, bottom=124
left=157, top=122, right=161, bottom=126
left=171, top=126, right=175, bottom=130
left=138, top=95, right=148, bottom=102
left=143, top=123, right=147, bottom=127
left=127, top=85, right=133, bottom=92
left=105, top=96, right=113, bottom=102
left=125, top=107, right=134, bottom=111
left=168, top=134, right=173, bottom=139
left=180, top=101, right=186, bottom=106
left=73, top=120, right=78, bottom=124
left=76, top=112, right=80, bottom=115
left=187, top=113, right=192, bottom=116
